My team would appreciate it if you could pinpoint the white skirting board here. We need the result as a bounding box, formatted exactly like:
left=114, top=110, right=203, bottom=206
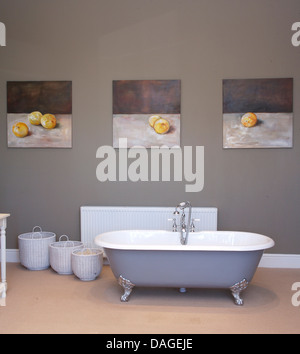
left=258, top=253, right=300, bottom=269
left=2, top=250, right=300, bottom=269
left=1, top=249, right=20, bottom=263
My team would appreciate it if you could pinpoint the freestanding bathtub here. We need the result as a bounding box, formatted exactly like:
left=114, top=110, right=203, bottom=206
left=94, top=230, right=275, bottom=306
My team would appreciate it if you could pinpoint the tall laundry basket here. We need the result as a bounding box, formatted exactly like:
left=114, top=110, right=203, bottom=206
left=18, top=226, right=56, bottom=271
left=49, top=235, right=84, bottom=275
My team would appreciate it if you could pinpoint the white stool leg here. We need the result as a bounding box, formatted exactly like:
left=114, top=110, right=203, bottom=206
left=0, top=222, right=7, bottom=306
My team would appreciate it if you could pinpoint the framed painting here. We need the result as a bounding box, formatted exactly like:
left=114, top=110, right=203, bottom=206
left=113, top=80, right=181, bottom=148
left=223, top=78, right=293, bottom=149
left=7, top=81, right=72, bottom=148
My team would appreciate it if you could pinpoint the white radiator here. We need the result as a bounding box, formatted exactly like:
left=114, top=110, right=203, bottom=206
left=80, top=206, right=218, bottom=247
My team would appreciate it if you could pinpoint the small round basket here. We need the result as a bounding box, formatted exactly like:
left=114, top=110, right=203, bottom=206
left=49, top=235, right=84, bottom=275
left=18, top=226, right=56, bottom=271
left=72, top=248, right=103, bottom=281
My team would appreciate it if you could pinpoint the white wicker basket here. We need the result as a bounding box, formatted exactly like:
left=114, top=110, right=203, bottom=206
left=71, top=248, right=103, bottom=281
left=49, top=235, right=84, bottom=275
left=18, top=226, right=56, bottom=271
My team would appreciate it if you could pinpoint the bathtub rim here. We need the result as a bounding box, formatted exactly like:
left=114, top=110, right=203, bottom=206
left=94, top=229, right=275, bottom=252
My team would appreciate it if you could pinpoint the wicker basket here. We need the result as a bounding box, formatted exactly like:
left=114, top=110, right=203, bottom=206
left=72, top=248, right=103, bottom=281
left=18, top=226, right=56, bottom=271
left=49, top=235, right=84, bottom=275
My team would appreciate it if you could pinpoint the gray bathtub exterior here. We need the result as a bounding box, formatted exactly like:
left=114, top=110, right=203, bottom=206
left=104, top=247, right=264, bottom=305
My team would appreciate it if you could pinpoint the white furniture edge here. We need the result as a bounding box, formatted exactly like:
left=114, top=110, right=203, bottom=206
left=3, top=249, right=300, bottom=269
left=0, top=214, right=10, bottom=306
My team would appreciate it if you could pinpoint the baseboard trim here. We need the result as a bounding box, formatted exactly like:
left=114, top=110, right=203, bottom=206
left=258, top=253, right=300, bottom=269
left=1, top=250, right=300, bottom=269
left=3, top=249, right=20, bottom=263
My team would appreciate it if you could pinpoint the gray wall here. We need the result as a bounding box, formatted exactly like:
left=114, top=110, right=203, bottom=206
left=0, top=0, right=299, bottom=253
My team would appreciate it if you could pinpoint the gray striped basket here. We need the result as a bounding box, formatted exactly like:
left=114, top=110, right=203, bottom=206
left=71, top=248, right=103, bottom=281
left=18, top=226, right=56, bottom=271
left=49, top=235, right=84, bottom=275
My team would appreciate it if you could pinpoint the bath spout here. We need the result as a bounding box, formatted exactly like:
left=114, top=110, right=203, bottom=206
left=174, top=201, right=192, bottom=245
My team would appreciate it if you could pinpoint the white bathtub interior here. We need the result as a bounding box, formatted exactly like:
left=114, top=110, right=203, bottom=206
left=80, top=206, right=218, bottom=248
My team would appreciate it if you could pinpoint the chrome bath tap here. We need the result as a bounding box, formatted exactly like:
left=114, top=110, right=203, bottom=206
left=173, top=201, right=192, bottom=245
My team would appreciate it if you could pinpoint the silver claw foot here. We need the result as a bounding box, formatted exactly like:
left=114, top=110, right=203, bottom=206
left=118, top=275, right=135, bottom=302
left=230, top=278, right=249, bottom=306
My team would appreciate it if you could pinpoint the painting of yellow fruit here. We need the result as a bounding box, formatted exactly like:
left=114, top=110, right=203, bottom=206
left=41, top=114, right=57, bottom=129
left=12, top=122, right=29, bottom=138
left=241, top=112, right=258, bottom=128
left=154, top=118, right=170, bottom=134
left=28, top=111, right=42, bottom=126
left=7, top=81, right=72, bottom=148
left=113, top=80, right=180, bottom=148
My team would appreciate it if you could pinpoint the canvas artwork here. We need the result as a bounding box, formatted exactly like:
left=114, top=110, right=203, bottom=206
left=223, top=78, right=293, bottom=149
left=7, top=81, right=72, bottom=148
left=113, top=80, right=181, bottom=148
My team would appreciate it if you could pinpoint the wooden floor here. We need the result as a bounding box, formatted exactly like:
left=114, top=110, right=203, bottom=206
left=0, top=263, right=299, bottom=334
